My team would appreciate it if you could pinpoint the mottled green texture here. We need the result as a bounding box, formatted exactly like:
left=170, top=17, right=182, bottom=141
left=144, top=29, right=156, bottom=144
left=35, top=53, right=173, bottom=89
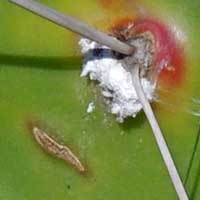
left=0, top=0, right=200, bottom=199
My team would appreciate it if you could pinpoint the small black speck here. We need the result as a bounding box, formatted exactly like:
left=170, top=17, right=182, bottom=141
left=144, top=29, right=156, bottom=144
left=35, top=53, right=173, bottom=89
left=67, top=185, right=71, bottom=189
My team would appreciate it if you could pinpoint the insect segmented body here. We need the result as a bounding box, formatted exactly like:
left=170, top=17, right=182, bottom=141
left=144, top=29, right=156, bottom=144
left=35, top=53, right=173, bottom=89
left=33, top=127, right=85, bottom=173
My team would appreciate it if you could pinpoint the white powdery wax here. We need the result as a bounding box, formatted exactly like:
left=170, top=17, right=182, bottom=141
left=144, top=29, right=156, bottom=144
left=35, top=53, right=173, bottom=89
left=79, top=38, right=156, bottom=122
left=87, top=102, right=95, bottom=113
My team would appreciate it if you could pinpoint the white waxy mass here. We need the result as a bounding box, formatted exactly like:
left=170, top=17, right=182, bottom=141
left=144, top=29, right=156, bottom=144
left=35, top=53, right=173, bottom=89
left=79, top=37, right=156, bottom=122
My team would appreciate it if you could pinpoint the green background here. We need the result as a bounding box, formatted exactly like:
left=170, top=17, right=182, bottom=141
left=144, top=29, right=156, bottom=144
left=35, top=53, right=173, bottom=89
left=0, top=0, right=200, bottom=199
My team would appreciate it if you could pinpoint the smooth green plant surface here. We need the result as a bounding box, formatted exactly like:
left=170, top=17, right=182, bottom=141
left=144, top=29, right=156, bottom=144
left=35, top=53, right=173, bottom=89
left=0, top=0, right=200, bottom=199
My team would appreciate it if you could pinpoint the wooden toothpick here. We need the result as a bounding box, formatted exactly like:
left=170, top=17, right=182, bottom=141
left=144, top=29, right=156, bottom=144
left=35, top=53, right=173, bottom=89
left=131, top=65, right=189, bottom=200
left=9, top=0, right=135, bottom=55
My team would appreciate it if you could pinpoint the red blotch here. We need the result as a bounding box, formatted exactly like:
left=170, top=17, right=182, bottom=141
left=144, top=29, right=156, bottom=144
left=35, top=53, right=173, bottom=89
left=109, top=17, right=135, bottom=41
left=98, top=0, right=119, bottom=9
left=110, top=17, right=186, bottom=88
left=110, top=17, right=135, bottom=31
left=133, top=18, right=185, bottom=87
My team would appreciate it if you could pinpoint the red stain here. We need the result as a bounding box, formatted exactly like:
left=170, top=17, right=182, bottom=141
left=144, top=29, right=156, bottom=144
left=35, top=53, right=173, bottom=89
left=98, top=0, right=119, bottom=9
left=109, top=17, right=135, bottom=40
left=110, top=17, right=186, bottom=88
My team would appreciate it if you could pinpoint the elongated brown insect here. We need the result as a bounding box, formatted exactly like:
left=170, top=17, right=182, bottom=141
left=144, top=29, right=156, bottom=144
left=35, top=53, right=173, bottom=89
left=32, top=127, right=85, bottom=173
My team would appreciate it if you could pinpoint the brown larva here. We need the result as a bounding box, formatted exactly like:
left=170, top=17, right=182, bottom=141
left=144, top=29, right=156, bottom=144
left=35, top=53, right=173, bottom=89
left=32, top=127, right=85, bottom=173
